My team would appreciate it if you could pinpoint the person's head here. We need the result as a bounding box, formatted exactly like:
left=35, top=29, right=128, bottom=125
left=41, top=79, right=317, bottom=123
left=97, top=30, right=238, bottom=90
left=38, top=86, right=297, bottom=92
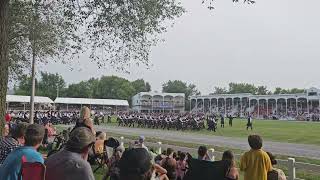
left=11, top=123, right=29, bottom=145
left=266, top=152, right=277, bottom=166
left=167, top=148, right=174, bottom=157
left=24, top=124, right=45, bottom=149
left=179, top=152, right=186, bottom=161
left=222, top=150, right=236, bottom=166
left=65, top=127, right=95, bottom=160
left=248, top=135, right=263, bottom=150
left=138, top=136, right=145, bottom=144
left=198, top=146, right=208, bottom=159
left=97, top=132, right=107, bottom=141
left=119, top=148, right=153, bottom=180
left=114, top=145, right=125, bottom=160
left=80, top=106, right=91, bottom=120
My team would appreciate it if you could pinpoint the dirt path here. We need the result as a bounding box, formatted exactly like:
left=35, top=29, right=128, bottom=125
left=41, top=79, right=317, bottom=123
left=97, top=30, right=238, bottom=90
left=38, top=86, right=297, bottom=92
left=96, top=125, right=320, bottom=159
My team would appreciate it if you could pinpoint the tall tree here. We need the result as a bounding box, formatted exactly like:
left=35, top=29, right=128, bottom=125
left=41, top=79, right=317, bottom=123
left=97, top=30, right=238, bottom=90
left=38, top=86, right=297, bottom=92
left=162, top=80, right=200, bottom=111
left=37, top=72, right=66, bottom=100
left=212, top=86, right=228, bottom=94
left=256, top=86, right=268, bottom=95
left=228, top=82, right=257, bottom=94
left=132, top=79, right=152, bottom=95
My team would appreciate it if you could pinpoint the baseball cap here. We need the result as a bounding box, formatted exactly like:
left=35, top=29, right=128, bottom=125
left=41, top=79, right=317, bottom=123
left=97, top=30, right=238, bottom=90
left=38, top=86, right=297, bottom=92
left=66, top=127, right=95, bottom=153
left=139, top=136, right=145, bottom=142
left=119, top=148, right=152, bottom=175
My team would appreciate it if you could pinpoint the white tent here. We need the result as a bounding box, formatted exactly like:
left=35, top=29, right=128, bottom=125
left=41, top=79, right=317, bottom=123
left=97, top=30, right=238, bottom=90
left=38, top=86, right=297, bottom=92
left=6, top=95, right=54, bottom=104
left=54, top=97, right=129, bottom=107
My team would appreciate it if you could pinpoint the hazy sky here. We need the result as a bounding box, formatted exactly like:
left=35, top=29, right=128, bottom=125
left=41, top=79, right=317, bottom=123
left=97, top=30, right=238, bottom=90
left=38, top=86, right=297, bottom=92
left=41, top=0, right=320, bottom=95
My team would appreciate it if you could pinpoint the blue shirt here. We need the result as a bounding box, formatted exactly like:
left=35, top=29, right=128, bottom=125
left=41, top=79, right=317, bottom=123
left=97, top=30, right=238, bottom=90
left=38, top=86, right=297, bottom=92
left=0, top=146, right=44, bottom=180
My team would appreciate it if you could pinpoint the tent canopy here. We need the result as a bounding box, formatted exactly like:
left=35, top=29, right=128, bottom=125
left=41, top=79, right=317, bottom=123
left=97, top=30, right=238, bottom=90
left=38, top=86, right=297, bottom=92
left=6, top=95, right=54, bottom=104
left=54, top=97, right=129, bottom=106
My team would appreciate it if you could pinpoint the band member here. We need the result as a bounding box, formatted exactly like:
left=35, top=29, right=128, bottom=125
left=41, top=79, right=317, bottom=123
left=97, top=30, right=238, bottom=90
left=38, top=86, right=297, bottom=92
left=220, top=114, right=225, bottom=128
left=247, top=115, right=253, bottom=130
left=228, top=114, right=233, bottom=127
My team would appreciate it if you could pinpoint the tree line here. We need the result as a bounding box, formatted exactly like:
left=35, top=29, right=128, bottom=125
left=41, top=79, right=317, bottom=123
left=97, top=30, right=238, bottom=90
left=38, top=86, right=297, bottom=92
left=212, top=83, right=305, bottom=95
left=14, top=72, right=151, bottom=103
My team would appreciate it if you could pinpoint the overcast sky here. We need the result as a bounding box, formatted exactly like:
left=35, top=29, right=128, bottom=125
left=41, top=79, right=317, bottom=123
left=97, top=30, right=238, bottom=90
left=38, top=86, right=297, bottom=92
left=41, top=0, right=320, bottom=95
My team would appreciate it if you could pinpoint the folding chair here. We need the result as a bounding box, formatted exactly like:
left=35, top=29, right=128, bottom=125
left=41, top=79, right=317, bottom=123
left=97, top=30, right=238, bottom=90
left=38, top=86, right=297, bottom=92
left=20, top=161, right=46, bottom=180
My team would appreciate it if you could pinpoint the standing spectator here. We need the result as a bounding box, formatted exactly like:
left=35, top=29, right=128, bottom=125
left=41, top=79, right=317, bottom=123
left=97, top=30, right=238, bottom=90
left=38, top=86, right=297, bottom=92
left=3, top=124, right=9, bottom=137
left=176, top=152, right=187, bottom=180
left=222, top=150, right=239, bottom=180
left=266, top=152, right=287, bottom=180
left=0, top=124, right=45, bottom=180
left=240, top=135, right=272, bottom=180
left=197, top=146, right=211, bottom=161
left=0, top=123, right=29, bottom=165
left=137, top=135, right=148, bottom=151
left=45, top=127, right=96, bottom=180
left=104, top=145, right=125, bottom=180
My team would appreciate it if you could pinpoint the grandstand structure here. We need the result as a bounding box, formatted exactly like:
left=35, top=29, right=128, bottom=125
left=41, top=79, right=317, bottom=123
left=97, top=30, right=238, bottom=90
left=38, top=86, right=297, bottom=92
left=132, top=92, right=185, bottom=113
left=190, top=87, right=320, bottom=120
left=6, top=95, right=54, bottom=111
left=54, top=97, right=129, bottom=112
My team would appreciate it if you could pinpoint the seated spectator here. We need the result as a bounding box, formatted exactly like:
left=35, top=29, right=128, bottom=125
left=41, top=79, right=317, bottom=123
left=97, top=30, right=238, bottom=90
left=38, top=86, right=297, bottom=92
left=222, top=150, right=239, bottom=180
left=266, top=152, right=287, bottom=180
left=0, top=124, right=45, bottom=180
left=0, top=122, right=29, bottom=165
left=45, top=127, right=96, bottom=180
left=119, top=148, right=153, bottom=180
left=198, top=146, right=211, bottom=161
left=240, top=135, right=272, bottom=180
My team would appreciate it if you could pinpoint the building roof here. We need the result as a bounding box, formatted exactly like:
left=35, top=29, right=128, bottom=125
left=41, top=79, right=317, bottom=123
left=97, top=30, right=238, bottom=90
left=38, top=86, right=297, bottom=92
left=54, top=97, right=129, bottom=106
left=135, top=92, right=185, bottom=97
left=6, top=95, right=54, bottom=104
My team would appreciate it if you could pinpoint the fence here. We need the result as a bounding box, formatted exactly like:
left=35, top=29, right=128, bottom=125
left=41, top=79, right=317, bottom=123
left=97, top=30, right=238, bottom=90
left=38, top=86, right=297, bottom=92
left=119, top=137, right=320, bottom=180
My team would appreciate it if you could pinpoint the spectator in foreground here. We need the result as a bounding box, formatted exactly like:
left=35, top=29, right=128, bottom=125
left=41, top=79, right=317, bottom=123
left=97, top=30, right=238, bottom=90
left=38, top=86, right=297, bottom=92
left=0, top=124, right=45, bottom=180
left=73, top=106, right=96, bottom=135
left=266, top=152, right=287, bottom=180
left=45, top=127, right=96, bottom=180
left=0, top=122, right=29, bottom=165
left=240, top=135, right=272, bottom=180
left=119, top=148, right=153, bottom=180
left=3, top=124, right=9, bottom=137
left=197, top=146, right=211, bottom=161
left=222, top=150, right=239, bottom=180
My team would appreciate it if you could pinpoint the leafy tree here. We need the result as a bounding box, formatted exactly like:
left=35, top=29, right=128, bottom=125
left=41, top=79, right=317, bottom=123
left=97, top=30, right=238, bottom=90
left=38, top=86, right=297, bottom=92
left=95, top=76, right=136, bottom=101
left=37, top=72, right=66, bottom=100
left=65, top=81, right=93, bottom=98
left=14, top=72, right=66, bottom=100
left=0, top=0, right=254, bottom=135
left=256, top=86, right=268, bottom=95
left=228, top=82, right=257, bottom=94
left=132, top=79, right=152, bottom=95
left=212, top=87, right=228, bottom=94
left=162, top=80, right=200, bottom=110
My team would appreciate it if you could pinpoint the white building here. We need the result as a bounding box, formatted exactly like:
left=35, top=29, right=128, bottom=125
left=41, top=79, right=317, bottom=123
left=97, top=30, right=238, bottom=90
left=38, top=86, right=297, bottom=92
left=132, top=92, right=185, bottom=113
left=54, top=97, right=129, bottom=112
left=190, top=87, right=320, bottom=118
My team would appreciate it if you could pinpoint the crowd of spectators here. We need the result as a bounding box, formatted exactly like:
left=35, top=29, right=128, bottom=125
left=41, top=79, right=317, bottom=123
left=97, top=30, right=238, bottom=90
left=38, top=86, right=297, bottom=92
left=0, top=106, right=287, bottom=180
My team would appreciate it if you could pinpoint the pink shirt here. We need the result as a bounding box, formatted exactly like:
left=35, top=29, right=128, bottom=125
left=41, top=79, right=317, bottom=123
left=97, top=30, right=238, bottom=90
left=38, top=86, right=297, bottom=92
left=176, top=160, right=187, bottom=179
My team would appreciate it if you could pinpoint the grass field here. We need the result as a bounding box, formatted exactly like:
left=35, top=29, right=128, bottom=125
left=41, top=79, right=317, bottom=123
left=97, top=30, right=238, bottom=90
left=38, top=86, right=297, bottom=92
left=105, top=117, right=320, bottom=146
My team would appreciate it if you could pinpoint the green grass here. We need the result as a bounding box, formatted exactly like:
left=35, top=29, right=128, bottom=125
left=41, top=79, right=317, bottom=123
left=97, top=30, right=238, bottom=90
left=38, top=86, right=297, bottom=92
left=104, top=117, right=320, bottom=146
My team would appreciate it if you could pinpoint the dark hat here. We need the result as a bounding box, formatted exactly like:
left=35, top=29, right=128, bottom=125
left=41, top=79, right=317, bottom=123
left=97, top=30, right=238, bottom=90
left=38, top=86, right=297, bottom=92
left=119, top=148, right=152, bottom=175
left=66, top=127, right=95, bottom=153
left=105, top=137, right=120, bottom=148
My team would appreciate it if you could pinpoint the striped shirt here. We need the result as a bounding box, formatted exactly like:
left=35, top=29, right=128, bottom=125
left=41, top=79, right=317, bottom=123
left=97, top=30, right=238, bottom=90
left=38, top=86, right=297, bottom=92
left=0, top=137, right=19, bottom=165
